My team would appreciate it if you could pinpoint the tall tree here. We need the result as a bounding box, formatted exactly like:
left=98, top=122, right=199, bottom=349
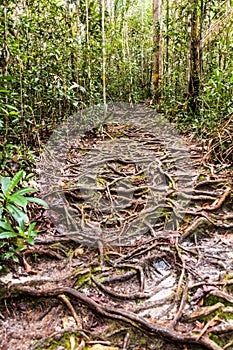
left=85, top=0, right=91, bottom=88
left=101, top=0, right=107, bottom=110
left=75, top=0, right=80, bottom=99
left=0, top=1, right=10, bottom=77
left=188, top=0, right=200, bottom=114
left=0, top=0, right=10, bottom=146
left=152, top=0, right=162, bottom=104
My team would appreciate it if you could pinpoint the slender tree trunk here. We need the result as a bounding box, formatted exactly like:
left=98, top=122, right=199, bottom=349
left=76, top=0, right=80, bottom=100
left=141, top=4, right=144, bottom=90
left=122, top=0, right=126, bottom=94
left=66, top=0, right=77, bottom=101
left=1, top=1, right=10, bottom=145
left=188, top=0, right=200, bottom=115
left=152, top=0, right=162, bottom=104
left=85, top=0, right=91, bottom=89
left=165, top=0, right=169, bottom=84
left=199, top=0, right=204, bottom=78
left=101, top=0, right=107, bottom=112
left=1, top=5, right=9, bottom=77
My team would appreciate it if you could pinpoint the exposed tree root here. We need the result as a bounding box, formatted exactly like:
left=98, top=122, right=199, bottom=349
left=1, top=116, right=232, bottom=350
left=6, top=285, right=225, bottom=350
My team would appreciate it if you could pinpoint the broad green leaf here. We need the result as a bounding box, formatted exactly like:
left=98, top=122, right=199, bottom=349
left=16, top=245, right=26, bottom=251
left=27, top=222, right=37, bottom=235
left=0, top=231, right=17, bottom=239
left=25, top=197, right=49, bottom=208
left=12, top=255, right=19, bottom=263
left=6, top=203, right=28, bottom=225
left=18, top=220, right=25, bottom=231
left=14, top=187, right=37, bottom=196
left=8, top=170, right=24, bottom=194
left=4, top=252, right=18, bottom=261
left=10, top=194, right=28, bottom=209
left=0, top=220, right=15, bottom=232
left=27, top=237, right=35, bottom=245
left=0, top=207, right=3, bottom=218
left=1, top=177, right=10, bottom=196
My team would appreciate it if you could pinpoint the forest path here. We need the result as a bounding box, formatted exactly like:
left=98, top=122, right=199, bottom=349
left=0, top=106, right=233, bottom=350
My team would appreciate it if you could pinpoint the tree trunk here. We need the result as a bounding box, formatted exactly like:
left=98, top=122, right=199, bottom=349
left=188, top=0, right=200, bottom=115
left=152, top=0, right=162, bottom=104
left=165, top=0, right=169, bottom=84
left=85, top=0, right=91, bottom=89
left=101, top=0, right=107, bottom=113
left=76, top=0, right=80, bottom=100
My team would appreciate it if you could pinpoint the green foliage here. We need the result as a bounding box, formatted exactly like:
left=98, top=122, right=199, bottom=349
left=0, top=0, right=153, bottom=154
left=160, top=0, right=233, bottom=141
left=0, top=170, right=48, bottom=268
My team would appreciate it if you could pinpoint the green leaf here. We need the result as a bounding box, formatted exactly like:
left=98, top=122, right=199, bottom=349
left=16, top=245, right=26, bottom=251
left=7, top=170, right=25, bottom=194
left=1, top=177, right=11, bottom=196
left=10, top=194, right=28, bottom=209
left=27, top=237, right=35, bottom=245
left=0, top=241, right=7, bottom=248
left=27, top=222, right=36, bottom=234
left=30, top=231, right=38, bottom=237
left=14, top=187, right=37, bottom=196
left=0, top=107, right=9, bottom=114
left=6, top=203, right=28, bottom=225
left=18, top=220, right=25, bottom=231
left=5, top=104, right=18, bottom=110
left=0, top=231, right=17, bottom=239
left=27, top=222, right=38, bottom=237
left=0, top=220, right=15, bottom=232
left=4, top=251, right=18, bottom=260
left=25, top=197, right=49, bottom=208
left=12, top=255, right=19, bottom=263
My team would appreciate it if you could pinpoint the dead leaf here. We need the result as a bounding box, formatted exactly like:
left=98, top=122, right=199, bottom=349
left=59, top=180, right=66, bottom=188
left=74, top=248, right=84, bottom=256
left=88, top=345, right=119, bottom=350
left=62, top=316, right=76, bottom=329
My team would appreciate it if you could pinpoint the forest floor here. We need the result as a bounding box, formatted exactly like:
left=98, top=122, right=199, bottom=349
left=0, top=105, right=233, bottom=350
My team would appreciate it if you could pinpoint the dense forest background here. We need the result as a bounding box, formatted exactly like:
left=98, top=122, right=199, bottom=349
left=1, top=0, right=232, bottom=172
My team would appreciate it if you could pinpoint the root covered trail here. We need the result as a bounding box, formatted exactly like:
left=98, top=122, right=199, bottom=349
left=1, top=106, right=233, bottom=350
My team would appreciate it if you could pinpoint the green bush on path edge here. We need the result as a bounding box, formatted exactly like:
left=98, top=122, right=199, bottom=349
left=0, top=170, right=48, bottom=269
